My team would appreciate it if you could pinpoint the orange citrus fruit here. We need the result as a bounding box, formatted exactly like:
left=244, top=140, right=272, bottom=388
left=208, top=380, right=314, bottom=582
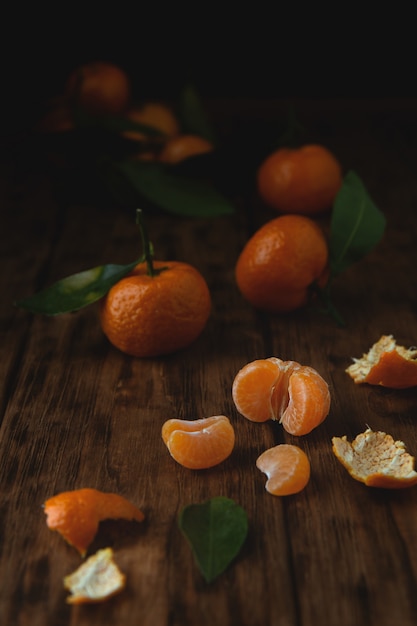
left=123, top=102, right=179, bottom=141
left=64, top=548, right=126, bottom=604
left=257, top=144, right=342, bottom=215
left=65, top=61, right=131, bottom=116
left=346, top=335, right=417, bottom=389
left=232, top=357, right=330, bottom=435
left=100, top=260, right=211, bottom=358
left=256, top=444, right=311, bottom=495
left=332, top=429, right=417, bottom=488
left=44, top=488, right=144, bottom=556
left=159, top=134, right=214, bottom=164
left=162, top=415, right=235, bottom=469
left=235, top=214, right=329, bottom=313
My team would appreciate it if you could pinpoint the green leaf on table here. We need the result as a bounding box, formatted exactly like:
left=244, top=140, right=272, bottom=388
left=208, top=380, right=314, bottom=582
left=15, top=260, right=140, bottom=315
left=116, top=160, right=235, bottom=217
left=178, top=84, right=218, bottom=144
left=178, top=497, right=248, bottom=583
left=329, top=170, right=386, bottom=278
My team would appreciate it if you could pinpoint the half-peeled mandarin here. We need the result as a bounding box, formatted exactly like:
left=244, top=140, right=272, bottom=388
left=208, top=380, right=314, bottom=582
left=332, top=429, right=417, bottom=488
left=162, top=415, right=235, bottom=469
left=44, top=488, right=145, bottom=556
left=346, top=334, right=417, bottom=389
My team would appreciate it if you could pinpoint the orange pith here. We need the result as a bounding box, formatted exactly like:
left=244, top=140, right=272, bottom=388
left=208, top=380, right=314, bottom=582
left=235, top=214, right=329, bottom=313
left=100, top=260, right=211, bottom=358
left=64, top=548, right=126, bottom=604
left=332, top=429, right=417, bottom=488
left=256, top=444, right=311, bottom=495
left=44, top=488, right=145, bottom=556
left=232, top=357, right=330, bottom=435
left=159, top=134, right=214, bottom=164
left=346, top=335, right=417, bottom=389
left=162, top=415, right=235, bottom=469
left=257, top=144, right=342, bottom=215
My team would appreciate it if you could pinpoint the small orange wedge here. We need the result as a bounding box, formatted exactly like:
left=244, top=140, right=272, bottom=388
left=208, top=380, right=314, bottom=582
left=44, top=488, right=144, bottom=556
left=162, top=415, right=235, bottom=469
left=256, top=444, right=311, bottom=495
left=346, top=335, right=417, bottom=389
left=64, top=548, right=126, bottom=604
left=332, top=429, right=417, bottom=488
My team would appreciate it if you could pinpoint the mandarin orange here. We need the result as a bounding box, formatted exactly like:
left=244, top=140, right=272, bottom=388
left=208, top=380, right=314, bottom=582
left=159, top=134, right=214, bottom=164
left=100, top=260, right=211, bottom=357
left=235, top=214, right=329, bottom=313
left=257, top=144, right=342, bottom=215
left=232, top=357, right=330, bottom=435
left=123, top=102, right=179, bottom=141
left=256, top=444, right=311, bottom=495
left=162, top=415, right=235, bottom=469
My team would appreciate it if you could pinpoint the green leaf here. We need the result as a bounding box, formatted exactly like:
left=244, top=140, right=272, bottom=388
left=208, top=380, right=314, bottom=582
left=178, top=497, right=248, bottom=583
left=178, top=84, right=217, bottom=144
left=329, top=171, right=386, bottom=277
left=116, top=160, right=235, bottom=217
left=15, top=260, right=140, bottom=315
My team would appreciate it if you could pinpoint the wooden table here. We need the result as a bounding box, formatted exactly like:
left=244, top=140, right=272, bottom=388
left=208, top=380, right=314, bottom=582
left=2, top=98, right=417, bottom=625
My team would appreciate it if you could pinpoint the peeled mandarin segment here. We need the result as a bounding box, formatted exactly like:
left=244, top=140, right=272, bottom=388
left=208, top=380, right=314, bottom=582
left=256, top=444, right=311, bottom=496
left=44, top=488, right=145, bottom=556
left=232, top=359, right=282, bottom=422
left=346, top=335, right=417, bottom=389
left=332, top=429, right=417, bottom=489
left=64, top=548, right=126, bottom=604
left=162, top=415, right=235, bottom=470
left=279, top=365, right=331, bottom=436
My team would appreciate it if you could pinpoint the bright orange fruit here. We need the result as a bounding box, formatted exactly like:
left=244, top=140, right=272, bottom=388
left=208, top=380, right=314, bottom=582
left=257, top=144, right=342, bottom=215
left=346, top=334, right=417, bottom=389
left=64, top=548, right=126, bottom=604
left=44, top=488, right=144, bottom=556
left=65, top=61, right=131, bottom=116
left=159, top=134, right=214, bottom=164
left=235, top=214, right=329, bottom=313
left=232, top=357, right=330, bottom=435
left=162, top=415, right=235, bottom=469
left=332, top=429, right=417, bottom=488
left=256, top=444, right=311, bottom=495
left=100, top=260, right=211, bottom=358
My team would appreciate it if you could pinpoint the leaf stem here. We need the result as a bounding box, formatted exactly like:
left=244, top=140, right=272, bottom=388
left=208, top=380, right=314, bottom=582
left=312, top=282, right=346, bottom=327
left=136, top=208, right=156, bottom=277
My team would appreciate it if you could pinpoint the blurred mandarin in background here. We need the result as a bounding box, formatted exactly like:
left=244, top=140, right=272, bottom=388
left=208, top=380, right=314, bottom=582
left=159, top=134, right=214, bottom=164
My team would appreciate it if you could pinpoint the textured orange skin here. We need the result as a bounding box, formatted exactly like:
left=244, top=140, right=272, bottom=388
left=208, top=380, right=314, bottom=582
left=159, top=134, right=214, bottom=164
left=257, top=144, right=342, bottom=215
left=65, top=62, right=131, bottom=116
left=162, top=415, right=235, bottom=469
left=235, top=215, right=329, bottom=313
left=100, top=261, right=211, bottom=357
left=44, top=488, right=144, bottom=555
left=232, top=357, right=330, bottom=435
left=363, top=351, right=417, bottom=389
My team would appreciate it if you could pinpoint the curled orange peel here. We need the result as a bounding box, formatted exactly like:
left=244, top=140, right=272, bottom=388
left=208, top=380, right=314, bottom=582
left=44, top=488, right=145, bottom=556
left=346, top=335, right=417, bottom=389
left=332, top=429, right=417, bottom=488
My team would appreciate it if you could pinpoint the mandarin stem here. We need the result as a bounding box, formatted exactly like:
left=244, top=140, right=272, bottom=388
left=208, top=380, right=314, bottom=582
left=136, top=208, right=156, bottom=277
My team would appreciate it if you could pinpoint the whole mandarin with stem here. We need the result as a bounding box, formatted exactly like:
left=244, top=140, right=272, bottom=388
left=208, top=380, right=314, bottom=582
left=257, top=144, right=342, bottom=215
left=235, top=214, right=329, bottom=313
left=65, top=61, right=131, bottom=116
left=100, top=210, right=211, bottom=357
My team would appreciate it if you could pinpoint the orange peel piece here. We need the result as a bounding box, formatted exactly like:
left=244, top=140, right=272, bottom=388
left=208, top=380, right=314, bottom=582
left=64, top=548, right=126, bottom=604
left=44, top=488, right=145, bottom=556
left=256, top=444, right=311, bottom=495
left=346, top=335, right=417, bottom=389
left=332, top=429, right=417, bottom=488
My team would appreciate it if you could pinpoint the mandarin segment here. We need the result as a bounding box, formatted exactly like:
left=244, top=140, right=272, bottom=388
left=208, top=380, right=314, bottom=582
left=332, top=429, right=417, bottom=488
left=64, top=548, right=126, bottom=604
left=162, top=415, right=235, bottom=469
left=232, top=357, right=330, bottom=435
left=346, top=335, right=417, bottom=389
left=256, top=444, right=311, bottom=496
left=44, top=488, right=145, bottom=555
left=159, top=134, right=214, bottom=164
left=235, top=215, right=329, bottom=313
